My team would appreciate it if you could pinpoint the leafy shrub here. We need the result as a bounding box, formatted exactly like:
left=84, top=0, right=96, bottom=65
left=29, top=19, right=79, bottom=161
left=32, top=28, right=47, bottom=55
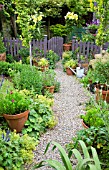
left=50, top=24, right=67, bottom=37
left=0, top=129, right=37, bottom=170
left=18, top=47, right=29, bottom=64
left=66, top=126, right=109, bottom=169
left=22, top=94, right=56, bottom=138
left=0, top=35, right=6, bottom=53
left=46, top=50, right=59, bottom=69
left=6, top=54, right=14, bottom=63
left=10, top=65, right=43, bottom=94
left=0, top=62, right=28, bottom=76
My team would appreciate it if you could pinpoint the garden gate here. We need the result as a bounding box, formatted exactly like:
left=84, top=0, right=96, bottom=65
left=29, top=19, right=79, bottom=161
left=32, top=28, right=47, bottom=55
left=48, top=37, right=63, bottom=59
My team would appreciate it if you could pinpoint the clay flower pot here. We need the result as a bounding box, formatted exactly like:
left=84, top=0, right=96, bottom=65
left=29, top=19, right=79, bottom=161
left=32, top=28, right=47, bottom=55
left=0, top=52, right=6, bottom=61
left=45, top=86, right=55, bottom=94
left=96, top=88, right=109, bottom=103
left=63, top=44, right=71, bottom=51
left=3, top=110, right=30, bottom=132
left=82, top=120, right=89, bottom=129
left=66, top=67, right=73, bottom=76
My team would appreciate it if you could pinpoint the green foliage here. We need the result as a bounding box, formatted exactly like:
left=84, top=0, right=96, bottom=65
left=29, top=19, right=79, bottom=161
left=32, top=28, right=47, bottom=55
left=64, top=59, right=77, bottom=68
left=46, top=50, right=59, bottom=69
left=10, top=65, right=43, bottom=94
left=66, top=126, right=109, bottom=169
left=80, top=69, right=94, bottom=88
left=6, top=54, right=14, bottom=63
left=38, top=58, right=49, bottom=67
left=0, top=78, right=14, bottom=97
left=50, top=24, right=67, bottom=37
left=18, top=47, right=29, bottom=64
left=13, top=0, right=44, bottom=46
left=54, top=81, right=60, bottom=93
left=42, top=69, right=58, bottom=87
left=82, top=32, right=96, bottom=43
left=0, top=90, right=30, bottom=115
left=22, top=94, right=56, bottom=138
left=0, top=61, right=28, bottom=76
left=0, top=129, right=37, bottom=170
left=93, top=61, right=109, bottom=84
left=89, top=0, right=109, bottom=47
left=81, top=108, right=104, bottom=127
left=0, top=35, right=6, bottom=53
left=33, top=140, right=101, bottom=170
left=62, top=50, right=77, bottom=66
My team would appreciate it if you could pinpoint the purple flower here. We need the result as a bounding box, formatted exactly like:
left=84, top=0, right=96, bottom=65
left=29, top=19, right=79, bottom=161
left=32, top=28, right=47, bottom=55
left=12, top=99, right=15, bottom=103
left=10, top=91, right=13, bottom=94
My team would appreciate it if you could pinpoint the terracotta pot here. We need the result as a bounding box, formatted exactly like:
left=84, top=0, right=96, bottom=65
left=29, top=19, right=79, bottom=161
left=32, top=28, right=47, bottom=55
left=81, top=62, right=89, bottom=68
left=63, top=44, right=71, bottom=51
left=66, top=67, right=73, bottom=76
left=45, top=86, right=55, bottom=93
left=0, top=52, right=6, bottom=61
left=3, top=110, right=29, bottom=132
left=33, top=60, right=38, bottom=66
left=82, top=120, right=89, bottom=129
left=96, top=88, right=109, bottom=103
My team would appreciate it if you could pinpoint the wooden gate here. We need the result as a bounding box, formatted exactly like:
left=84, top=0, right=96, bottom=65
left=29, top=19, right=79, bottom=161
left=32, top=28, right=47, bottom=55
left=48, top=37, right=63, bottom=59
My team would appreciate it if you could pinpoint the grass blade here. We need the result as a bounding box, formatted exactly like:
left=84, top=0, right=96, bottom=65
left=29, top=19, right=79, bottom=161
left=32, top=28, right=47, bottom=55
left=45, top=159, right=66, bottom=170
left=52, top=141, right=73, bottom=170
left=91, top=147, right=101, bottom=170
left=79, top=140, right=90, bottom=159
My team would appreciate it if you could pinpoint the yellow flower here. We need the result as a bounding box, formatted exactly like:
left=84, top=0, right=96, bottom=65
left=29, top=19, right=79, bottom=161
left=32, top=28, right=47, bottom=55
left=37, top=15, right=43, bottom=22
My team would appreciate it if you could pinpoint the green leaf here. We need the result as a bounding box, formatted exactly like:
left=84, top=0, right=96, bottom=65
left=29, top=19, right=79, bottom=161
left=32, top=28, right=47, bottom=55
left=78, top=140, right=90, bottom=159
left=44, top=142, right=51, bottom=154
left=91, top=147, right=101, bottom=170
left=44, top=159, right=66, bottom=170
left=52, top=141, right=73, bottom=170
left=88, top=164, right=97, bottom=170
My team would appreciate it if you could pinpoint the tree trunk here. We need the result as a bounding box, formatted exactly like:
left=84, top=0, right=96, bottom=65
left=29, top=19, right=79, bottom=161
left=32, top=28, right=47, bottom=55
left=47, top=17, right=50, bottom=39
left=11, top=15, right=17, bottom=38
left=29, top=41, right=32, bottom=66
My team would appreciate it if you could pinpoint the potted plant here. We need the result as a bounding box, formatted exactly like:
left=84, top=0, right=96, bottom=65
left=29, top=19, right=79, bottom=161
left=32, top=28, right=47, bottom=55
left=91, top=61, right=109, bottom=103
left=63, top=12, right=78, bottom=51
left=42, top=69, right=57, bottom=93
left=86, top=20, right=99, bottom=34
left=38, top=58, right=49, bottom=72
left=46, top=50, right=59, bottom=69
left=64, top=59, right=77, bottom=75
left=0, top=34, right=6, bottom=61
left=0, top=90, right=30, bottom=132
left=78, top=55, right=89, bottom=68
left=81, top=108, right=104, bottom=128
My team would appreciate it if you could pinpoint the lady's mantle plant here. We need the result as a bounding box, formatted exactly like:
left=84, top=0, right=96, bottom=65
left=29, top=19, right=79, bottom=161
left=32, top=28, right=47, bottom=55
left=0, top=90, right=30, bottom=115
left=0, top=129, right=37, bottom=170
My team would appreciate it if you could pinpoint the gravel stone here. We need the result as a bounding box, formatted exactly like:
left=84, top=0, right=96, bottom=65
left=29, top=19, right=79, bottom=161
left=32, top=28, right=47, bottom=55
left=29, top=61, right=89, bottom=170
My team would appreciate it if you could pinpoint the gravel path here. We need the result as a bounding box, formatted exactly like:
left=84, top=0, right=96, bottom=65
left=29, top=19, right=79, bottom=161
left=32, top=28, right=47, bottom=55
left=32, top=62, right=89, bottom=169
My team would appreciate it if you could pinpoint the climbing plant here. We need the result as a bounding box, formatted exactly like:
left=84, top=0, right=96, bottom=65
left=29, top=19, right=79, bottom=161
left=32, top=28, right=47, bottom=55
left=88, top=0, right=109, bottom=50
left=12, top=0, right=44, bottom=65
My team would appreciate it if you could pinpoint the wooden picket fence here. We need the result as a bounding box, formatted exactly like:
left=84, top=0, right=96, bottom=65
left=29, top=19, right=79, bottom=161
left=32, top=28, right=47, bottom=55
left=71, top=39, right=100, bottom=58
left=3, top=36, right=109, bottom=60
